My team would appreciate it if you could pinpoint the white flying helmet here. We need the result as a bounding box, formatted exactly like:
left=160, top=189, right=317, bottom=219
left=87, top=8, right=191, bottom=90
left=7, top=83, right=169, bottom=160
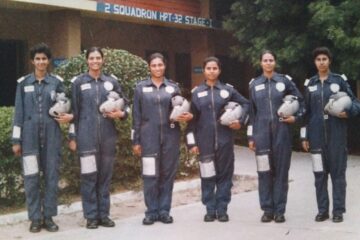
left=324, top=91, right=352, bottom=116
left=219, top=101, right=243, bottom=126
left=49, top=92, right=71, bottom=117
left=277, top=95, right=299, bottom=120
left=169, top=95, right=191, bottom=121
left=99, top=91, right=125, bottom=115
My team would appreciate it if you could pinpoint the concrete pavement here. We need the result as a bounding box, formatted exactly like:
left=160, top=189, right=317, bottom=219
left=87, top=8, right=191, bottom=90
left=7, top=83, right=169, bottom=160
left=1, top=146, right=360, bottom=240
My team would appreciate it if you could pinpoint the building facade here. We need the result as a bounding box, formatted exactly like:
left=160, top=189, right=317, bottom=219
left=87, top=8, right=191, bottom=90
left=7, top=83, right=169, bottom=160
left=0, top=0, right=253, bottom=106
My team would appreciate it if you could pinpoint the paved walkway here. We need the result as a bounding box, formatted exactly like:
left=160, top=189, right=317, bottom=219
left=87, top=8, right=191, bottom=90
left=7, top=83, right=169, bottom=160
left=1, top=146, right=360, bottom=240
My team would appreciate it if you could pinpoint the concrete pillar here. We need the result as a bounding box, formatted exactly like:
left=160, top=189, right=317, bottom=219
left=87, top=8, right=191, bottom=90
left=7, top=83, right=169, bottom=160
left=190, top=30, right=215, bottom=87
left=49, top=10, right=81, bottom=59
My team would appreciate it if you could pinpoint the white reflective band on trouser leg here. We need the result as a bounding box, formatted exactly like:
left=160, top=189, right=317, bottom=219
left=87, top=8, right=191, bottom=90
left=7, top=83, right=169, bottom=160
left=300, top=127, right=307, bottom=139
left=80, top=155, right=97, bottom=174
left=142, top=157, right=156, bottom=176
left=69, top=124, right=75, bottom=134
left=131, top=129, right=134, bottom=140
left=12, top=126, right=21, bottom=139
left=247, top=125, right=253, bottom=136
left=23, top=155, right=39, bottom=176
left=199, top=161, right=216, bottom=178
left=186, top=132, right=195, bottom=145
left=311, top=153, right=323, bottom=172
left=256, top=154, right=270, bottom=172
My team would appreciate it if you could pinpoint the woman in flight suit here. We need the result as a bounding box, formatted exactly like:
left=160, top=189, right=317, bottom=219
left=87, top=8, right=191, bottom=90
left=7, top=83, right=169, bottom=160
left=132, top=53, right=193, bottom=225
left=187, top=56, right=249, bottom=222
left=69, top=47, right=128, bottom=229
left=247, top=50, right=305, bottom=223
left=301, top=47, right=360, bottom=223
left=12, top=43, right=72, bottom=233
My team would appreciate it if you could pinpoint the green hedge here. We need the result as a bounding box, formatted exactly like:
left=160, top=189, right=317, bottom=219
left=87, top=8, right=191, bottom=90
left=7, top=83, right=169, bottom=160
left=0, top=49, right=198, bottom=212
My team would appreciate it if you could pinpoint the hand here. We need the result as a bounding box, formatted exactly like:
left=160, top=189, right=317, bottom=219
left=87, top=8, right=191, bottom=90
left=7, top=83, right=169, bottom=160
left=189, top=146, right=199, bottom=155
left=229, top=120, right=241, bottom=130
left=105, top=110, right=124, bottom=119
left=176, top=112, right=193, bottom=122
left=302, top=140, right=309, bottom=152
left=55, top=113, right=73, bottom=124
left=279, top=115, right=295, bottom=124
left=338, top=111, right=348, bottom=119
left=68, top=140, right=77, bottom=152
left=133, top=144, right=142, bottom=157
left=12, top=144, right=22, bottom=157
left=248, top=141, right=256, bottom=151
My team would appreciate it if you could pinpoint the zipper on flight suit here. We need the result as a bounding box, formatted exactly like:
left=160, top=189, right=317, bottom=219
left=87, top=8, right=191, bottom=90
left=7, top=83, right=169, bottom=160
left=95, top=79, right=102, bottom=143
left=157, top=87, right=164, bottom=144
left=211, top=86, right=218, bottom=150
left=321, top=81, right=327, bottom=144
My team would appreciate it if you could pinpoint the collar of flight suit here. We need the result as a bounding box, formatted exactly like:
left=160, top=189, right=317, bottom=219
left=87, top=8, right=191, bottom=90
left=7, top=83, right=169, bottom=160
left=257, top=72, right=283, bottom=84
left=83, top=72, right=107, bottom=83
left=143, top=77, right=171, bottom=88
left=28, top=72, right=51, bottom=84
left=200, top=79, right=223, bottom=90
left=312, top=72, right=337, bottom=84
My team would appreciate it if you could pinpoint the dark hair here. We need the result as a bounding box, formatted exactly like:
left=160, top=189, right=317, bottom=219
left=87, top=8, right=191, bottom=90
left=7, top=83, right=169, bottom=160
left=260, top=50, right=276, bottom=61
left=147, top=52, right=167, bottom=65
left=30, top=43, right=52, bottom=60
left=312, top=47, right=332, bottom=61
left=85, top=47, right=104, bottom=59
left=203, top=56, right=222, bottom=70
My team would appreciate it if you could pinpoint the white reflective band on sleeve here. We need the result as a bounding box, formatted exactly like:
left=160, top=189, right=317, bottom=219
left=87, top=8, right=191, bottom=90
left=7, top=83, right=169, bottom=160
left=80, top=155, right=97, bottom=174
left=142, top=157, right=156, bottom=176
left=311, top=154, right=323, bottom=172
left=300, top=127, right=306, bottom=138
left=131, top=129, right=134, bottom=140
left=186, top=132, right=195, bottom=145
left=199, top=161, right=216, bottom=178
left=12, top=126, right=21, bottom=139
left=23, top=155, right=39, bottom=176
left=247, top=125, right=253, bottom=136
left=69, top=124, right=75, bottom=134
left=256, top=154, right=270, bottom=172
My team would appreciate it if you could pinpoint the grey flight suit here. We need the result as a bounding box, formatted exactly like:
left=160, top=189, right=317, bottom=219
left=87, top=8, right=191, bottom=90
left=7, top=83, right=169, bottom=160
left=187, top=80, right=249, bottom=216
left=132, top=78, right=181, bottom=218
left=247, top=73, right=305, bottom=216
left=70, top=73, right=128, bottom=220
left=301, top=72, right=360, bottom=215
left=12, top=73, right=64, bottom=221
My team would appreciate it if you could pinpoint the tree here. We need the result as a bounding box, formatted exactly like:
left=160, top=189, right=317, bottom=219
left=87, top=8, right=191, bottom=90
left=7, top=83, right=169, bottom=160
left=223, top=0, right=360, bottom=85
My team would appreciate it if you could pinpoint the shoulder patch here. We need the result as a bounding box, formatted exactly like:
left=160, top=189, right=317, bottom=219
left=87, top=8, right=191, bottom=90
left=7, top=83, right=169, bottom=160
left=285, top=75, right=292, bottom=81
left=304, top=79, right=310, bottom=87
left=17, top=76, right=26, bottom=83
left=249, top=78, right=254, bottom=85
left=341, top=74, right=348, bottom=81
left=52, top=74, right=64, bottom=82
left=111, top=74, right=118, bottom=80
left=226, top=83, right=234, bottom=88
left=191, top=86, right=198, bottom=93
left=70, top=76, right=78, bottom=83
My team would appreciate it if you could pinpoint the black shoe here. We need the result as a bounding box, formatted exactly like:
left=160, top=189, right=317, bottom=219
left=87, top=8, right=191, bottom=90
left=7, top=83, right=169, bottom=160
left=261, top=213, right=274, bottom=223
left=274, top=215, right=285, bottom=223
left=204, top=213, right=217, bottom=222
left=159, top=214, right=173, bottom=224
left=217, top=213, right=229, bottom=222
left=332, top=214, right=343, bottom=223
left=315, top=212, right=329, bottom=222
left=29, top=220, right=42, bottom=233
left=99, top=217, right=115, bottom=227
left=43, top=217, right=59, bottom=232
left=86, top=219, right=99, bottom=229
left=142, top=216, right=157, bottom=225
